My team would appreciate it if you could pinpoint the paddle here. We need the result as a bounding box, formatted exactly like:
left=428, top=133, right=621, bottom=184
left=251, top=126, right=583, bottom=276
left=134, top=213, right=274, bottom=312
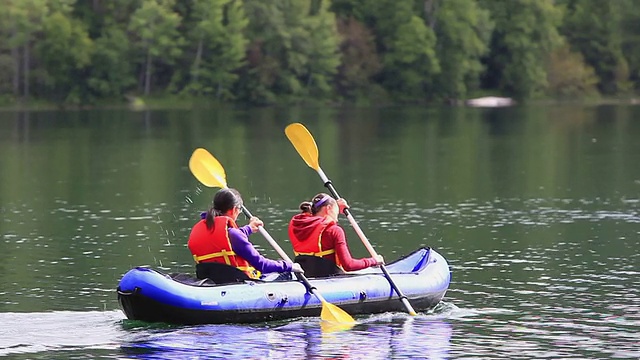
left=285, top=123, right=418, bottom=316
left=188, top=148, right=356, bottom=325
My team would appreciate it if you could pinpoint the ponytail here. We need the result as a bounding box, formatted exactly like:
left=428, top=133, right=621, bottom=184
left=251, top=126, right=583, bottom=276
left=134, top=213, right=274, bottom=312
left=299, top=201, right=312, bottom=214
left=205, top=207, right=216, bottom=230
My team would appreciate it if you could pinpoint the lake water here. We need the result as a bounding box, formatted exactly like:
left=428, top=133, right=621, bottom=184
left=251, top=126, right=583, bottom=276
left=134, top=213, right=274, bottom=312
left=0, top=105, right=638, bottom=359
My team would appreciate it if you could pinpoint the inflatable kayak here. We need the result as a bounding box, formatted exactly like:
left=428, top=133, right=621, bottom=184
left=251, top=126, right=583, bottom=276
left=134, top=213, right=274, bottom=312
left=117, top=247, right=450, bottom=325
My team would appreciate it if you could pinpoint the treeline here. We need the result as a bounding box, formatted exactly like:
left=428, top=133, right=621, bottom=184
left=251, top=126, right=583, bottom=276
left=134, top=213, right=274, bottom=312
left=1, top=0, right=639, bottom=106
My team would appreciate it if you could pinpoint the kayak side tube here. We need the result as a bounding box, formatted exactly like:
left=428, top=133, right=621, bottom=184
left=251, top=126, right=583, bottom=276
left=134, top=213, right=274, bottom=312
left=117, top=247, right=451, bottom=325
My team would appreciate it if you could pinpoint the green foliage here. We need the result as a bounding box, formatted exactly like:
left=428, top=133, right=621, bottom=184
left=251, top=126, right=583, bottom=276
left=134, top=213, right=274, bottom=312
left=303, top=0, right=341, bottom=98
left=560, top=0, right=631, bottom=94
left=0, top=54, right=14, bottom=94
left=382, top=13, right=439, bottom=100
left=1, top=0, right=640, bottom=105
left=179, top=0, right=249, bottom=100
left=620, top=0, right=640, bottom=88
left=87, top=27, right=135, bottom=99
left=335, top=17, right=382, bottom=99
left=128, top=0, right=183, bottom=95
left=239, top=0, right=341, bottom=104
left=339, top=0, right=439, bottom=100
left=546, top=43, right=598, bottom=97
left=0, top=0, right=51, bottom=98
left=2, top=0, right=49, bottom=47
left=482, top=0, right=563, bottom=98
left=432, top=0, right=494, bottom=100
left=35, top=10, right=94, bottom=103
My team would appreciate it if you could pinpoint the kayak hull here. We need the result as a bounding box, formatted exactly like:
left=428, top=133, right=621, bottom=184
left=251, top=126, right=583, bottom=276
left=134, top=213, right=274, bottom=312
left=117, top=247, right=450, bottom=325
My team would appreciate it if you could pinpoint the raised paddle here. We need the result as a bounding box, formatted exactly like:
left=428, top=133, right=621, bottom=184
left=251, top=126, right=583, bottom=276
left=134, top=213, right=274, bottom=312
left=188, top=148, right=356, bottom=325
left=285, top=123, right=418, bottom=316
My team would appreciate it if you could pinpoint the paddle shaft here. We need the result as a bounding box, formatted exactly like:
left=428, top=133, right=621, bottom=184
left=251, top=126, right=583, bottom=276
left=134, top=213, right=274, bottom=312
left=189, top=147, right=353, bottom=322
left=239, top=205, right=329, bottom=305
left=315, top=168, right=418, bottom=315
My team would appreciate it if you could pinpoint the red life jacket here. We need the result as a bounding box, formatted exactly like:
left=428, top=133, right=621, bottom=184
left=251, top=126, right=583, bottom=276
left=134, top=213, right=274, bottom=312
left=288, top=215, right=343, bottom=269
left=187, top=216, right=259, bottom=279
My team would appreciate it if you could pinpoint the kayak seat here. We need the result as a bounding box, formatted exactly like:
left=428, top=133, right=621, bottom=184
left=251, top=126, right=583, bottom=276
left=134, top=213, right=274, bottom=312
left=294, top=255, right=345, bottom=278
left=196, top=262, right=251, bottom=284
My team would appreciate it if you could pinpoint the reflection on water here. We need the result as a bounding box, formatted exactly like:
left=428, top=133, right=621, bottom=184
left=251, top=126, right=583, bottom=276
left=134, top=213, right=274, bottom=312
left=119, top=314, right=453, bottom=360
left=2, top=301, right=637, bottom=359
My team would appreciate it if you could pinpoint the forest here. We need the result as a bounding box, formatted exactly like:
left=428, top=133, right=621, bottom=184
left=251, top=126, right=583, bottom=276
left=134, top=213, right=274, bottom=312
left=1, top=0, right=639, bottom=106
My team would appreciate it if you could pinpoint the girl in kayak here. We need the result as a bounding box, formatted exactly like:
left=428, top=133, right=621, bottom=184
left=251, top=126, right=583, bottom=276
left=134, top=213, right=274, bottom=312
left=288, top=193, right=383, bottom=277
left=189, top=188, right=303, bottom=283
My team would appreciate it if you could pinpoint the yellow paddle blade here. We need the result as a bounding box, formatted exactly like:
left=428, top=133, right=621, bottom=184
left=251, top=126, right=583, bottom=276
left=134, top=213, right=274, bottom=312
left=320, top=317, right=356, bottom=333
left=320, top=299, right=355, bottom=325
left=188, top=148, right=228, bottom=188
left=285, top=123, right=320, bottom=171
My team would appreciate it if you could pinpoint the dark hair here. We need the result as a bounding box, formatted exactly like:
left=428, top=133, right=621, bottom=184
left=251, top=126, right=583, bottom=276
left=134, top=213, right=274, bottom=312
left=205, top=188, right=243, bottom=229
left=299, top=193, right=335, bottom=215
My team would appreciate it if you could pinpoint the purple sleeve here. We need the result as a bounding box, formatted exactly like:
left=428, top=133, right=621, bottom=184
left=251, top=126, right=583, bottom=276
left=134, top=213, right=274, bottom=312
left=229, top=227, right=292, bottom=273
left=237, top=225, right=253, bottom=238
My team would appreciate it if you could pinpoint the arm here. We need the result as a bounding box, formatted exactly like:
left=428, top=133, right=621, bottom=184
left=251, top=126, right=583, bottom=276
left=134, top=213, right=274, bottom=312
left=229, top=227, right=292, bottom=273
left=327, top=225, right=378, bottom=272
left=236, top=225, right=253, bottom=238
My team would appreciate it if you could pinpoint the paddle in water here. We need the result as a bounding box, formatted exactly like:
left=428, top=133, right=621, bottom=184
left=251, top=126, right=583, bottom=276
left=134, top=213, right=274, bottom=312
left=188, top=148, right=356, bottom=326
left=285, top=123, right=418, bottom=316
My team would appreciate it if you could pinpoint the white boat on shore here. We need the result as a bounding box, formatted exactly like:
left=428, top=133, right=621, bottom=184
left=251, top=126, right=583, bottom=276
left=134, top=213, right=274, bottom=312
left=465, top=96, right=515, bottom=107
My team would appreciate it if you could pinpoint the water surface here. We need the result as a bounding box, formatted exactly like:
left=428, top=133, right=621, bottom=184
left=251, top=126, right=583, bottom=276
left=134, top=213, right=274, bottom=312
left=1, top=105, right=638, bottom=358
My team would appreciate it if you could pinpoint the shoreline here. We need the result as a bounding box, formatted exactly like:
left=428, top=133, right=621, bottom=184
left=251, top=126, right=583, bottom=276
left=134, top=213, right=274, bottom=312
left=1, top=94, right=639, bottom=112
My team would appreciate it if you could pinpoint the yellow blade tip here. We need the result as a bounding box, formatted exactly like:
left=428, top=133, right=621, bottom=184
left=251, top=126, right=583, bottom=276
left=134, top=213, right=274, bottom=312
left=320, top=320, right=356, bottom=333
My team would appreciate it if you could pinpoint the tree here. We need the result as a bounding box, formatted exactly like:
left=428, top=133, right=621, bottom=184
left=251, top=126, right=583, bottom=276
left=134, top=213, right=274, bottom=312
left=128, top=0, right=183, bottom=95
left=620, top=0, right=640, bottom=89
left=430, top=0, right=494, bottom=100
left=35, top=10, right=94, bottom=103
left=381, top=4, right=439, bottom=100
left=1, top=0, right=50, bottom=99
left=546, top=42, right=598, bottom=97
left=333, top=0, right=439, bottom=101
left=239, top=0, right=341, bottom=104
left=335, top=17, right=381, bottom=99
left=303, top=0, right=341, bottom=98
left=481, top=0, right=563, bottom=98
left=182, top=0, right=249, bottom=99
left=72, top=0, right=143, bottom=38
left=87, top=26, right=135, bottom=99
left=560, top=0, right=630, bottom=94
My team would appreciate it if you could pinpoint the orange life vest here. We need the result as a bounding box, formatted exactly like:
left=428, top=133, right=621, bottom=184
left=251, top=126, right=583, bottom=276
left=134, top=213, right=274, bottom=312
left=187, top=216, right=260, bottom=279
left=289, top=215, right=343, bottom=269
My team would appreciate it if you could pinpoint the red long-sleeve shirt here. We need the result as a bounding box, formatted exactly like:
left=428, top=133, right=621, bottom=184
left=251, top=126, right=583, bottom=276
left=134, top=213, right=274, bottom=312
left=289, top=213, right=377, bottom=271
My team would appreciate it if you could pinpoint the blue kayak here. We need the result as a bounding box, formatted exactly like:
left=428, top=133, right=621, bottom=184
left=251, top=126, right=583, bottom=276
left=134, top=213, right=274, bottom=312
left=117, top=247, right=451, bottom=325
